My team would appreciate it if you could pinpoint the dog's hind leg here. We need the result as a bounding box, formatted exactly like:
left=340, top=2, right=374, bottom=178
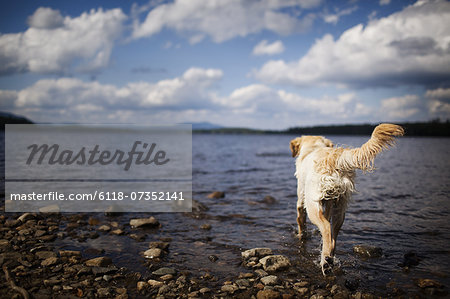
left=331, top=206, right=346, bottom=257
left=296, top=187, right=307, bottom=240
left=305, top=199, right=333, bottom=275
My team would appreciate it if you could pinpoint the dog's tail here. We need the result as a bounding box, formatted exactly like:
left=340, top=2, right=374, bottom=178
left=321, top=124, right=404, bottom=173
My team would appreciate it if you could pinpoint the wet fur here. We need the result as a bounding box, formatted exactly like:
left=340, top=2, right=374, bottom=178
left=290, top=124, right=404, bottom=275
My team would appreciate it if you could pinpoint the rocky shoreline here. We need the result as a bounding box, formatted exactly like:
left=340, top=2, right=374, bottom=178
left=1, top=202, right=448, bottom=298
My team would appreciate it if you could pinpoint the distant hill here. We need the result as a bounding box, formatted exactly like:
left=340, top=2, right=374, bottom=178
left=195, top=120, right=450, bottom=137
left=184, top=122, right=223, bottom=130
left=0, top=111, right=33, bottom=129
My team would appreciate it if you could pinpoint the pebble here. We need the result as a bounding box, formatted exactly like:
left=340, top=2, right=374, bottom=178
left=255, top=269, right=269, bottom=277
left=17, top=213, right=35, bottom=223
left=41, top=257, right=59, bottom=266
left=97, top=287, right=111, bottom=298
left=221, top=284, right=238, bottom=293
left=36, top=250, right=57, bottom=259
left=208, top=255, right=219, bottom=262
left=110, top=229, right=124, bottom=235
left=147, top=279, right=164, bottom=288
left=200, top=223, right=212, bottom=230
left=152, top=267, right=176, bottom=276
left=235, top=278, right=251, bottom=289
left=129, top=217, right=159, bottom=228
left=415, top=278, right=443, bottom=289
left=98, top=225, right=111, bottom=232
left=137, top=281, right=148, bottom=291
left=207, top=191, right=225, bottom=198
left=160, top=274, right=173, bottom=281
left=149, top=241, right=170, bottom=250
left=144, top=248, right=163, bottom=259
left=259, top=255, right=291, bottom=272
left=85, top=256, right=112, bottom=267
left=256, top=289, right=281, bottom=299
left=261, top=275, right=279, bottom=286
left=59, top=250, right=81, bottom=257
left=353, top=245, right=383, bottom=258
left=129, top=233, right=146, bottom=241
left=242, top=248, right=273, bottom=260
left=199, top=287, right=211, bottom=294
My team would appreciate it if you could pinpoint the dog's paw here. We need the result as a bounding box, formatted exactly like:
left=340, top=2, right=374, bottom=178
left=321, top=256, right=335, bottom=276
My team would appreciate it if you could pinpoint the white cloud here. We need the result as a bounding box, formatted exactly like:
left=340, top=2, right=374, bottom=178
left=27, top=7, right=64, bottom=29
left=426, top=87, right=450, bottom=120
left=254, top=0, right=450, bottom=88
left=252, top=40, right=285, bottom=56
left=379, top=0, right=391, bottom=6
left=0, top=7, right=127, bottom=75
left=380, top=95, right=422, bottom=119
left=131, top=0, right=321, bottom=43
left=322, top=6, right=358, bottom=25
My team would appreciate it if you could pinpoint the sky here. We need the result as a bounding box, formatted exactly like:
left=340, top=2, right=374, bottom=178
left=0, top=0, right=449, bottom=130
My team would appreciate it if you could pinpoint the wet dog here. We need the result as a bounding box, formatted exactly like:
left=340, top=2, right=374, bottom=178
left=290, top=124, right=404, bottom=275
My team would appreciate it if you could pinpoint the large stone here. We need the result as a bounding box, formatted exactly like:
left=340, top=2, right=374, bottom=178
left=260, top=275, right=278, bottom=286
left=259, top=255, right=291, bottom=272
left=353, top=245, right=383, bottom=258
left=130, top=217, right=159, bottom=228
left=152, top=267, right=176, bottom=276
left=256, top=289, right=281, bottom=299
left=242, top=248, right=273, bottom=260
left=144, top=248, right=163, bottom=259
left=85, top=256, right=112, bottom=267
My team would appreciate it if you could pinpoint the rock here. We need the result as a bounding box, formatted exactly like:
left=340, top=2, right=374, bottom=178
left=36, top=251, right=57, bottom=259
left=207, top=191, right=225, bottom=198
left=41, top=257, right=59, bottom=266
left=97, top=287, right=111, bottom=298
left=200, top=223, right=212, bottom=230
left=147, top=279, right=164, bottom=288
left=260, top=195, right=277, bottom=204
left=160, top=274, right=173, bottom=281
left=192, top=199, right=209, bottom=212
left=295, top=287, right=308, bottom=296
left=255, top=269, right=269, bottom=277
left=17, top=213, right=35, bottom=223
left=137, top=281, right=148, bottom=292
left=129, top=233, right=146, bottom=242
left=415, top=278, right=443, bottom=289
left=91, top=265, right=118, bottom=275
left=208, top=255, right=219, bottom=262
left=85, top=256, right=112, bottom=267
left=221, top=284, right=238, bottom=293
left=144, top=248, right=163, bottom=259
left=39, top=234, right=57, bottom=242
left=235, top=278, right=250, bottom=289
left=129, top=217, right=159, bottom=228
left=257, top=289, right=281, bottom=299
left=98, top=225, right=111, bottom=232
left=110, top=229, right=124, bottom=235
left=261, top=275, right=279, bottom=286
left=259, top=255, right=291, bottom=272
left=39, top=204, right=60, bottom=213
left=199, top=287, right=211, bottom=294
left=242, top=248, right=273, bottom=260
left=59, top=250, right=81, bottom=257
left=148, top=241, right=170, bottom=250
left=34, top=230, right=46, bottom=237
left=398, top=251, right=421, bottom=268
left=152, top=267, right=176, bottom=276
left=353, top=245, right=383, bottom=258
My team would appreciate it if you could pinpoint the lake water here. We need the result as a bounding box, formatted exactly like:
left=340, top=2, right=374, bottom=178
left=2, top=132, right=450, bottom=295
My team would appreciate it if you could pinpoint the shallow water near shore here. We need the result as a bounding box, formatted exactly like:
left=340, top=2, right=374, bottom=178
left=3, top=133, right=450, bottom=296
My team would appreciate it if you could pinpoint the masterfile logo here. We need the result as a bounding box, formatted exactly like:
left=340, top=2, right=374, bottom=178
left=5, top=124, right=192, bottom=213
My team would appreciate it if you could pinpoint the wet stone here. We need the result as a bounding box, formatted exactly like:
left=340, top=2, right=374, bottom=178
left=36, top=250, right=57, bottom=259
left=98, top=225, right=111, bottom=232
left=149, top=241, right=170, bottom=250
left=353, top=245, right=383, bottom=258
left=259, top=255, right=291, bottom=272
left=242, top=248, right=273, bottom=260
left=152, top=267, right=176, bottom=276
left=235, top=278, right=251, bottom=289
left=59, top=250, right=81, bottom=257
left=257, top=289, right=281, bottom=299
left=41, top=257, right=59, bottom=266
left=130, top=217, right=159, bottom=228
left=85, top=256, right=112, bottom=267
left=208, top=255, right=219, bottom=262
left=144, top=248, right=163, bottom=259
left=147, top=279, right=164, bottom=288
left=415, top=278, right=443, bottom=289
left=221, top=284, right=238, bottom=293
left=260, top=195, right=277, bottom=204
left=261, top=275, right=279, bottom=286
left=200, top=223, right=212, bottom=230
left=207, top=191, right=225, bottom=198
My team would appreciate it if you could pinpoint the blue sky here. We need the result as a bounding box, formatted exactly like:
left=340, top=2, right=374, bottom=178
left=0, top=0, right=449, bottom=129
